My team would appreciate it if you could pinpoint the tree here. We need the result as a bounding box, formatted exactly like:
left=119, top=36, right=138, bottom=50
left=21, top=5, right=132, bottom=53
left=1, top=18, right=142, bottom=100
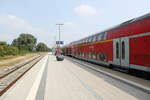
left=11, top=39, right=18, bottom=47
left=47, top=48, right=52, bottom=52
left=0, top=41, right=7, bottom=46
left=12, top=33, right=37, bottom=51
left=36, top=42, right=48, bottom=52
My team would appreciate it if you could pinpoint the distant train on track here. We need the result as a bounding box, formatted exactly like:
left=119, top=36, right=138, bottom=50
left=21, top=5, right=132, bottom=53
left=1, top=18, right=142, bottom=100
left=63, top=13, right=150, bottom=74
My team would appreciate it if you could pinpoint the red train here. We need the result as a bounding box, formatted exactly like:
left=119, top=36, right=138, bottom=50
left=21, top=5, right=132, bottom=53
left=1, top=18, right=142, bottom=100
left=63, top=13, right=150, bottom=73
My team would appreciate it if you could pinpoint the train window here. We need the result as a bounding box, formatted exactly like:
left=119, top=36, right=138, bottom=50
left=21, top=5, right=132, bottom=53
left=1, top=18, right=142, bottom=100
left=89, top=53, right=91, bottom=58
left=90, top=37, right=93, bottom=42
left=76, top=52, right=78, bottom=56
left=116, top=42, right=119, bottom=59
left=80, top=41, right=82, bottom=44
left=89, top=53, right=93, bottom=59
left=103, top=32, right=107, bottom=40
left=122, top=41, right=125, bottom=59
left=89, top=37, right=92, bottom=42
left=84, top=39, right=86, bottom=43
left=81, top=52, right=83, bottom=57
left=78, top=52, right=80, bottom=56
left=79, top=41, right=81, bottom=44
left=88, top=38, right=90, bottom=43
left=92, top=53, right=96, bottom=59
left=91, top=37, right=93, bottom=42
left=76, top=41, right=78, bottom=44
left=96, top=53, right=99, bottom=60
left=92, top=36, right=97, bottom=42
left=86, top=39, right=88, bottom=43
left=78, top=41, right=80, bottom=44
left=86, top=53, right=89, bottom=58
left=90, top=53, right=93, bottom=59
left=98, top=34, right=102, bottom=41
left=81, top=52, right=82, bottom=56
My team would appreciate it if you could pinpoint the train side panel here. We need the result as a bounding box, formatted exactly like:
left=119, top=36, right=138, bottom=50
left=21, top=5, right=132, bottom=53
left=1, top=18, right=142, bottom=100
left=107, top=17, right=150, bottom=40
left=130, top=35, right=150, bottom=69
left=71, top=40, right=113, bottom=64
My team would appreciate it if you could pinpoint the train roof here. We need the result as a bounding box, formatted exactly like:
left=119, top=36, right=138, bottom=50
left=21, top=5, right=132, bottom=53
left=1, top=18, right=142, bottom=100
left=71, top=13, right=150, bottom=45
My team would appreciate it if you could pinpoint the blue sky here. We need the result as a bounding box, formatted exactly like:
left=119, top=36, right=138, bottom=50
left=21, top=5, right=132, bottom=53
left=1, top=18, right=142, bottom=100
left=0, top=0, right=150, bottom=47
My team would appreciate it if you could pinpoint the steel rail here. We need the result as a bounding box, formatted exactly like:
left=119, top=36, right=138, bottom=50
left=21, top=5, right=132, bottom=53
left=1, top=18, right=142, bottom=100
left=0, top=55, right=44, bottom=96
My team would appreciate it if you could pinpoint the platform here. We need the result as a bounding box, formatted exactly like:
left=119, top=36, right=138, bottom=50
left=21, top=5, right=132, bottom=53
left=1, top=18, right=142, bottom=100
left=0, top=54, right=149, bottom=100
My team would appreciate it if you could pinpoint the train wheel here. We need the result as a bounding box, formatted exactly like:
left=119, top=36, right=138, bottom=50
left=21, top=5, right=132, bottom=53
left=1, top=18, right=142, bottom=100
left=109, top=64, right=113, bottom=69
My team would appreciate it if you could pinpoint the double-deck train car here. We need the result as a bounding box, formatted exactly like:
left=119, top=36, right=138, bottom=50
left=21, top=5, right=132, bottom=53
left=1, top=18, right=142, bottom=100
left=62, top=44, right=72, bottom=56
left=63, top=13, right=150, bottom=73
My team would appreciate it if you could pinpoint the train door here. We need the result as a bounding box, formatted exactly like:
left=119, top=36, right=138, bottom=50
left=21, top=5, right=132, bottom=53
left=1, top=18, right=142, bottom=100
left=120, top=37, right=129, bottom=68
left=113, top=37, right=129, bottom=68
left=113, top=39, right=121, bottom=66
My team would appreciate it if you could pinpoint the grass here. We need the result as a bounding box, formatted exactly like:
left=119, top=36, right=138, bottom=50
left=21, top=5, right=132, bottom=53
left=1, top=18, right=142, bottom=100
left=0, top=52, right=47, bottom=61
left=0, top=52, right=48, bottom=70
left=0, top=56, right=18, bottom=61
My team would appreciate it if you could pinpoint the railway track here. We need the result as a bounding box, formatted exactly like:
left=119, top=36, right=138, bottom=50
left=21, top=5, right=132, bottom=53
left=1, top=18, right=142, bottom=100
left=66, top=56, right=150, bottom=94
left=0, top=55, right=44, bottom=96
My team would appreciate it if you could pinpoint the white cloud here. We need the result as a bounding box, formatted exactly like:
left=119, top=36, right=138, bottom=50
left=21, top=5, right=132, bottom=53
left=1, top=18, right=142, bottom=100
left=74, top=5, right=97, bottom=16
left=0, top=14, right=53, bottom=47
left=0, top=15, right=33, bottom=32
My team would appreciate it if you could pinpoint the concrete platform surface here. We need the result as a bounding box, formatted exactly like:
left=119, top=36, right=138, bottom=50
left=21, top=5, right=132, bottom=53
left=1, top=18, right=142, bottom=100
left=0, top=54, right=150, bottom=100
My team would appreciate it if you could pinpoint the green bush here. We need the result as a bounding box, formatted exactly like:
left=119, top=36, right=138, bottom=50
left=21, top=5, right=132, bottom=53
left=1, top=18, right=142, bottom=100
left=0, top=40, right=34, bottom=57
left=0, top=41, right=7, bottom=46
left=0, top=46, right=5, bottom=56
left=9, top=46, right=19, bottom=55
left=0, top=46, right=19, bottom=56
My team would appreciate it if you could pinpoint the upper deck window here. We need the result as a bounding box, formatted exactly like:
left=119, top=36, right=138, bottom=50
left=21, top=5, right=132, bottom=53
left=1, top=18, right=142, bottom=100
left=98, top=34, right=102, bottom=41
left=103, top=32, right=107, bottom=40
left=88, top=37, right=92, bottom=42
left=92, top=36, right=97, bottom=42
left=80, top=40, right=82, bottom=44
left=83, top=39, right=86, bottom=43
left=82, top=40, right=84, bottom=44
left=86, top=39, right=88, bottom=43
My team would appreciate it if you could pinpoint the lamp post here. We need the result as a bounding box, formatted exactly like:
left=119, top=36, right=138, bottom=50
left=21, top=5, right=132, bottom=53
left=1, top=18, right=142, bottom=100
left=56, top=24, right=64, bottom=46
left=56, top=24, right=64, bottom=55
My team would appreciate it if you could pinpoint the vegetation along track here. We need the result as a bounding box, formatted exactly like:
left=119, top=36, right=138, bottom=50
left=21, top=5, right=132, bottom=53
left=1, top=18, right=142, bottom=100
left=0, top=55, right=44, bottom=96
